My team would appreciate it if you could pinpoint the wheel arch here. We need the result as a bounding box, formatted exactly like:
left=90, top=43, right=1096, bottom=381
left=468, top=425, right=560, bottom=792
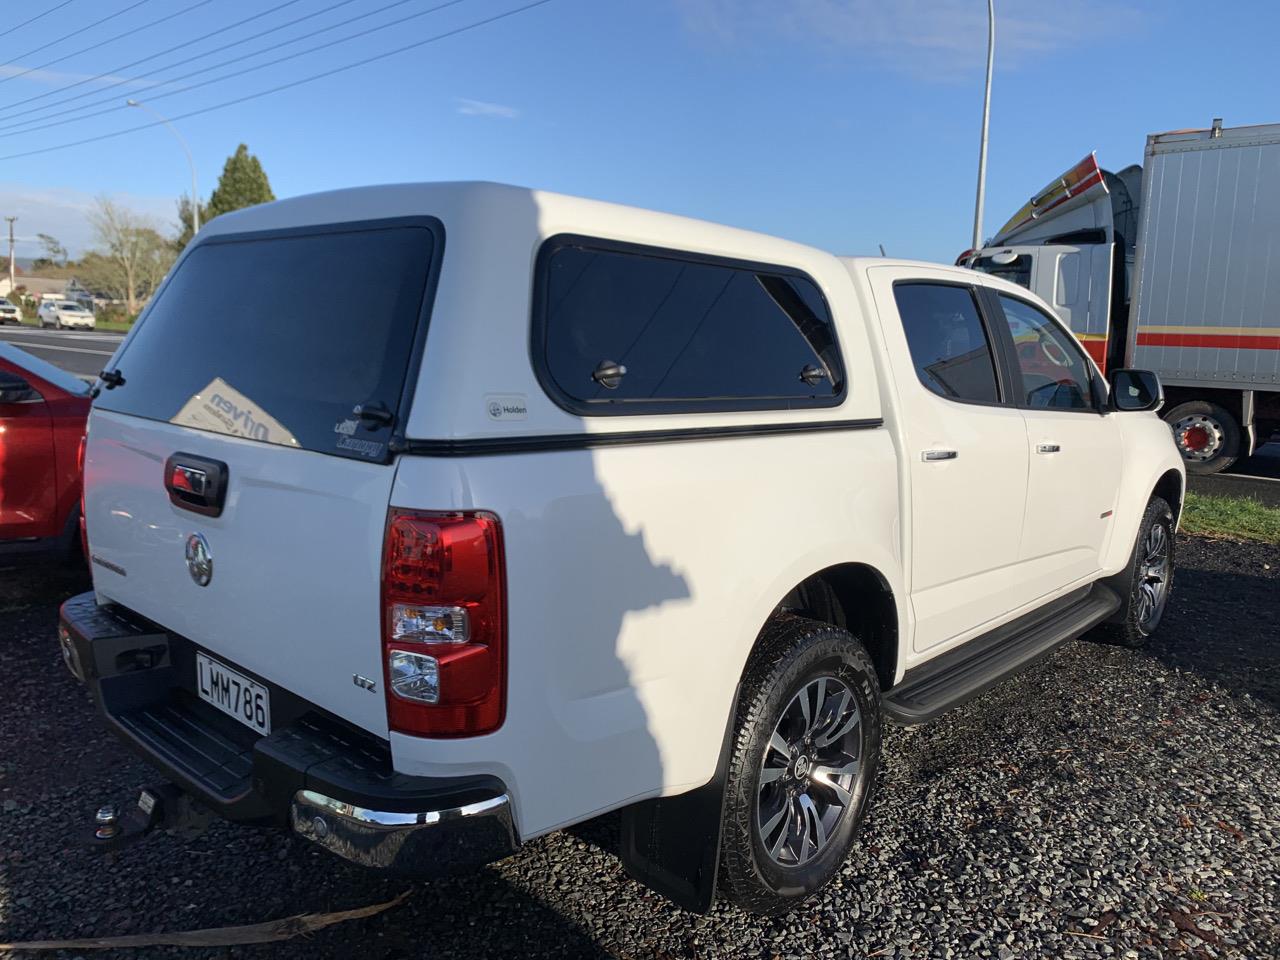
left=1153, top=467, right=1185, bottom=526
left=774, top=562, right=899, bottom=691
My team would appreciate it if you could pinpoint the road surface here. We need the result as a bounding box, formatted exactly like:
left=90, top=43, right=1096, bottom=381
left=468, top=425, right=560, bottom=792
left=0, top=325, right=124, bottom=379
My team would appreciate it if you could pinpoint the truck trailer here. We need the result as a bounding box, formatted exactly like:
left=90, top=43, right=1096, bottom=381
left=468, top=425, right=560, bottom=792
left=961, top=120, right=1280, bottom=474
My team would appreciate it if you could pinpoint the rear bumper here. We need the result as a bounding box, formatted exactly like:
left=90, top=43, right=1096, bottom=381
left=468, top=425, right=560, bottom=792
left=58, top=591, right=518, bottom=876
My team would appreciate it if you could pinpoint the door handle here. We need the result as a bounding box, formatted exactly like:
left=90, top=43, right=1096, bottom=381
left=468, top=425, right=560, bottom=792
left=921, top=449, right=958, bottom=462
left=1036, top=443, right=1061, bottom=454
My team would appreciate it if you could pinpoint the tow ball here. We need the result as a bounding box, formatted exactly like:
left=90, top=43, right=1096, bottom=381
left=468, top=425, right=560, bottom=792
left=86, top=784, right=183, bottom=853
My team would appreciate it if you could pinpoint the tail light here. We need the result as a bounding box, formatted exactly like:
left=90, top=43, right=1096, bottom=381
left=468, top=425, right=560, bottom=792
left=77, top=433, right=88, bottom=558
left=380, top=509, right=506, bottom=737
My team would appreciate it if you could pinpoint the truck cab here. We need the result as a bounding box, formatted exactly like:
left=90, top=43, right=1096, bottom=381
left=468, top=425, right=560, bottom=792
left=963, top=122, right=1280, bottom=473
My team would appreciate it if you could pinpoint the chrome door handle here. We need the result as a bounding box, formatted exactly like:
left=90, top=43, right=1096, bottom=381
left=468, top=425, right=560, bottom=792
left=1036, top=443, right=1061, bottom=454
left=921, top=449, right=958, bottom=462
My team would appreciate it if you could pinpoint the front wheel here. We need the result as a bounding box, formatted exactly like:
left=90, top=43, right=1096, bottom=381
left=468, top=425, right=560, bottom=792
left=1092, top=496, right=1176, bottom=648
left=717, top=615, right=882, bottom=916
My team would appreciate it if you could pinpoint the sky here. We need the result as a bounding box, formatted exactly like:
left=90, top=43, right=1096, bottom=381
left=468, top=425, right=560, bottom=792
left=0, top=0, right=1276, bottom=262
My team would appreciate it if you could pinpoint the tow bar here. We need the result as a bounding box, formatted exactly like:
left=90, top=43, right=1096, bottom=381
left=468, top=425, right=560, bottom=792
left=86, top=784, right=187, bottom=853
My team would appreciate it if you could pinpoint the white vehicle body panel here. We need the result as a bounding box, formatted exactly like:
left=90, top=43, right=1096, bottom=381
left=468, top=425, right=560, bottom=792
left=389, top=433, right=901, bottom=838
left=85, top=410, right=395, bottom=737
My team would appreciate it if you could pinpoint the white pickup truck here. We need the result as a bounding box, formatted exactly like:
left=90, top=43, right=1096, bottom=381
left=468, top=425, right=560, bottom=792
left=60, top=183, right=1184, bottom=915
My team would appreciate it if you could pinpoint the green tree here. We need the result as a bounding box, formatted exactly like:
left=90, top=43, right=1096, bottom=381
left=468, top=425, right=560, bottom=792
left=206, top=143, right=275, bottom=222
left=33, top=233, right=68, bottom=269
left=172, top=194, right=209, bottom=253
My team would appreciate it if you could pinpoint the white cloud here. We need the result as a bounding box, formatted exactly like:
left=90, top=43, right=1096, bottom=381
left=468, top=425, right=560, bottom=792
left=0, top=184, right=176, bottom=258
left=676, top=0, right=1142, bottom=81
left=455, top=98, right=520, bottom=119
left=0, top=63, right=157, bottom=90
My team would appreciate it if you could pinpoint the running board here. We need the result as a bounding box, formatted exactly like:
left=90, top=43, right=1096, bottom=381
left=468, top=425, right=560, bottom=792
left=883, top=583, right=1122, bottom=725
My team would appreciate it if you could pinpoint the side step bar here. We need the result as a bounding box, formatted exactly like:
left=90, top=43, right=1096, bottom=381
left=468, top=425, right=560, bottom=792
left=883, top=583, right=1122, bottom=725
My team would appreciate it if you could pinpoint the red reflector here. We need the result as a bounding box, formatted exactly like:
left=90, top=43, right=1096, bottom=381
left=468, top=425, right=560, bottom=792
left=381, top=510, right=506, bottom=738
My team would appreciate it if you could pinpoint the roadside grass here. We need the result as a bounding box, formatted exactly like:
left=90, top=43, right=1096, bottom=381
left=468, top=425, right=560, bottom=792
left=10, top=315, right=132, bottom=332
left=1181, top=490, right=1280, bottom=544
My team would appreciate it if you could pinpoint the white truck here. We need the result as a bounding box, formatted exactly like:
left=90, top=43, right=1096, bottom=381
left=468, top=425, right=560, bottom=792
left=961, top=120, right=1280, bottom=474
left=60, top=183, right=1183, bottom=915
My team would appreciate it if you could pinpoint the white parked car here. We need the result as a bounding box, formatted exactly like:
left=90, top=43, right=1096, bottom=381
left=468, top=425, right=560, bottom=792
left=0, top=298, right=21, bottom=324
left=60, top=183, right=1184, bottom=915
left=38, top=299, right=95, bottom=329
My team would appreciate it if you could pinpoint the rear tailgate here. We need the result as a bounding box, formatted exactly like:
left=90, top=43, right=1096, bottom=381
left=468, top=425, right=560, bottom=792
left=86, top=412, right=395, bottom=736
left=85, top=216, right=443, bottom=738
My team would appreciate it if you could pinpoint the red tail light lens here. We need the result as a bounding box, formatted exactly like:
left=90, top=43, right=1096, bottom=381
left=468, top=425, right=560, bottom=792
left=380, top=509, right=506, bottom=737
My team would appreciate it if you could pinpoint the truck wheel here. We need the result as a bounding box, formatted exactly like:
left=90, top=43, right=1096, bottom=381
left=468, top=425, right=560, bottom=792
left=1092, top=496, right=1175, bottom=648
left=1164, top=401, right=1240, bottom=475
left=717, top=615, right=882, bottom=916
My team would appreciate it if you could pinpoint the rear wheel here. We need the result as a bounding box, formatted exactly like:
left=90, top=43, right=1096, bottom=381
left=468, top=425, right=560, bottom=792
left=1092, top=496, right=1175, bottom=648
left=717, top=615, right=881, bottom=916
left=1164, top=400, right=1240, bottom=475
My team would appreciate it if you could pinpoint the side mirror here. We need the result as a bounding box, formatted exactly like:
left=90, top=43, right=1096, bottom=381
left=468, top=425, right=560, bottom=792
left=1108, top=368, right=1163, bottom=412
left=0, top=373, right=41, bottom=404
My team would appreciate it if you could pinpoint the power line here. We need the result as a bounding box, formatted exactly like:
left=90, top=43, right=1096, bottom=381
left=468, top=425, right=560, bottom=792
left=0, top=0, right=555, bottom=163
left=0, top=0, right=156, bottom=76
left=0, top=0, right=423, bottom=132
left=2, top=0, right=217, bottom=90
left=0, top=0, right=80, bottom=41
left=0, top=0, right=472, bottom=138
left=0, top=0, right=312, bottom=118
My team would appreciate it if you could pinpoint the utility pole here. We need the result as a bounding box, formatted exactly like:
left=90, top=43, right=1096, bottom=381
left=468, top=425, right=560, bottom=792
left=972, top=0, right=996, bottom=250
left=5, top=217, right=15, bottom=298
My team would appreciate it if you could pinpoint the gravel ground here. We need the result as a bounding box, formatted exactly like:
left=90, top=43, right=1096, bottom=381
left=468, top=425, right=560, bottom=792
left=1, top=535, right=1277, bottom=959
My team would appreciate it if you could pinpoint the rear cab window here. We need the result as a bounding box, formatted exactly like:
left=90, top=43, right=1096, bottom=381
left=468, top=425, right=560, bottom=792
left=533, top=236, right=845, bottom=415
left=95, top=218, right=442, bottom=462
left=893, top=283, right=1002, bottom=404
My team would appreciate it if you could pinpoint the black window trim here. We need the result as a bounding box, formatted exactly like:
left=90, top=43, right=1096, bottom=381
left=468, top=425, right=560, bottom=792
left=981, top=287, right=1104, bottom=415
left=890, top=278, right=1012, bottom=410
left=101, top=215, right=447, bottom=464
left=530, top=233, right=848, bottom=417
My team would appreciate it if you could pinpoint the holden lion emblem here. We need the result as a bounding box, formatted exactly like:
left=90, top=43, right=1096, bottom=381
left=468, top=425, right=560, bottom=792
left=185, top=533, right=213, bottom=587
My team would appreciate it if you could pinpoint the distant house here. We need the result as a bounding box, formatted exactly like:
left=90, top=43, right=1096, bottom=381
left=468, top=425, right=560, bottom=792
left=0, top=276, right=69, bottom=301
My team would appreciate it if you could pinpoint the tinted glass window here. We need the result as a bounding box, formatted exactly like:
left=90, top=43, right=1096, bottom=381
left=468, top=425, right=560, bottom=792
left=539, top=242, right=843, bottom=411
left=95, top=224, right=436, bottom=461
left=972, top=253, right=1032, bottom=289
left=894, top=283, right=1000, bottom=403
left=997, top=294, right=1093, bottom=411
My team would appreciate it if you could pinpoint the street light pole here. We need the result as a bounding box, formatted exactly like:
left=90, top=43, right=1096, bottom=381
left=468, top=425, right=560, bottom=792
left=127, top=99, right=199, bottom=234
left=971, top=0, right=995, bottom=250
left=5, top=217, right=15, bottom=298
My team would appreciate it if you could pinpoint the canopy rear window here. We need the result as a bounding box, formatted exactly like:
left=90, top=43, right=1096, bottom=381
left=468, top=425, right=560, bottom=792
left=95, top=219, right=440, bottom=461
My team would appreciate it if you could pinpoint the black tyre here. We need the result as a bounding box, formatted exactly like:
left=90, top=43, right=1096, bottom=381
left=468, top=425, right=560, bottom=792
left=1092, top=496, right=1175, bottom=648
left=1163, top=400, right=1240, bottom=475
left=717, top=615, right=881, bottom=916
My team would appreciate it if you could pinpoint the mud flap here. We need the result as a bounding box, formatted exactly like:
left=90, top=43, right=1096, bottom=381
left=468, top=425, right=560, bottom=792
left=619, top=684, right=741, bottom=913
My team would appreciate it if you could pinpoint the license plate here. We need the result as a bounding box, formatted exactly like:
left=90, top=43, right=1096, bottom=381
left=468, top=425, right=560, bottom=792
left=195, top=652, right=271, bottom=735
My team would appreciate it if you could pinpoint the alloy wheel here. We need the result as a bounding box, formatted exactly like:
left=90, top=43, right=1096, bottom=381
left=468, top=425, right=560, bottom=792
left=756, top=676, right=862, bottom=866
left=1136, top=520, right=1171, bottom=630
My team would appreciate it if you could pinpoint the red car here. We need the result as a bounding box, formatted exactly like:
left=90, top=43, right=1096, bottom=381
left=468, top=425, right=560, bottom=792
left=0, top=342, right=92, bottom=559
